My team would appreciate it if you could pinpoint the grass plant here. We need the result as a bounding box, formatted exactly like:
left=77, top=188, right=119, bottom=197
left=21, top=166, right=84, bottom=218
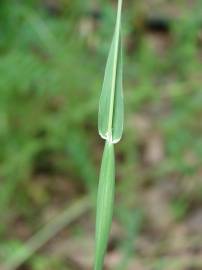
left=94, top=0, right=124, bottom=269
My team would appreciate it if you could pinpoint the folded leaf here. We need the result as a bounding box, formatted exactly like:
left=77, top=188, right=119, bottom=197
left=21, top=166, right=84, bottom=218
left=98, top=0, right=124, bottom=144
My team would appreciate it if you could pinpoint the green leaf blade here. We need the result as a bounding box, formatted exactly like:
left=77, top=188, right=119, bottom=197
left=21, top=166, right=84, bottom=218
left=98, top=33, right=117, bottom=141
left=98, top=0, right=124, bottom=144
left=94, top=142, right=115, bottom=270
left=111, top=40, right=124, bottom=143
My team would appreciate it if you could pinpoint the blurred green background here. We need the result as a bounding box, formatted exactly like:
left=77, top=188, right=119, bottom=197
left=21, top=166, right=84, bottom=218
left=1, top=0, right=202, bottom=269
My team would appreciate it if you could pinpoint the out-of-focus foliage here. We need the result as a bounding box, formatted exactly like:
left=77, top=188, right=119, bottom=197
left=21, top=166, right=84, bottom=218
left=1, top=0, right=202, bottom=269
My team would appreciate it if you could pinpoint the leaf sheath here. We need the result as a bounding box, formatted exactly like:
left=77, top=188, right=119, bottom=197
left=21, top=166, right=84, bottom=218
left=94, top=142, right=115, bottom=270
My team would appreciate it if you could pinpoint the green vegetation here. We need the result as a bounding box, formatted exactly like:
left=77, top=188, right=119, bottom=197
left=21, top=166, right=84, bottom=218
left=94, top=0, right=123, bottom=269
left=1, top=0, right=202, bottom=269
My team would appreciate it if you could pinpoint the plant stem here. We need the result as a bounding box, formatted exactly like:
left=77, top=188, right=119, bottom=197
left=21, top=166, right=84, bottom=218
left=94, top=142, right=115, bottom=270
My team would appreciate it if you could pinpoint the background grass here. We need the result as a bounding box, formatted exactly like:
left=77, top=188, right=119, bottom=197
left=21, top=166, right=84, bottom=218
left=0, top=0, right=202, bottom=269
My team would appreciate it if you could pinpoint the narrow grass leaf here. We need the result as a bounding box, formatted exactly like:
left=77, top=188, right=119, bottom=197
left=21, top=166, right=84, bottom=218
left=95, top=0, right=124, bottom=269
left=94, top=142, right=115, bottom=270
left=98, top=0, right=124, bottom=143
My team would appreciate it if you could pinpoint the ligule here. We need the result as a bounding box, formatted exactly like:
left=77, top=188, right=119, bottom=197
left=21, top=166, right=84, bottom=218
left=94, top=142, right=115, bottom=270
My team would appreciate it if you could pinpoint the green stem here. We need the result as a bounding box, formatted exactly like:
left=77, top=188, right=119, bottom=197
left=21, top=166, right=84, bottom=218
left=94, top=142, right=115, bottom=270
